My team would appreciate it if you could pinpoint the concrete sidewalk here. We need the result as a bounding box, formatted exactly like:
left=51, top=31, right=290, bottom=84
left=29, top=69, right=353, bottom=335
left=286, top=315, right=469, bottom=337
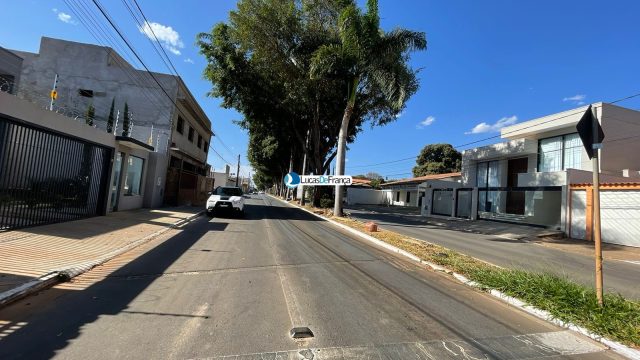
left=0, top=207, right=202, bottom=306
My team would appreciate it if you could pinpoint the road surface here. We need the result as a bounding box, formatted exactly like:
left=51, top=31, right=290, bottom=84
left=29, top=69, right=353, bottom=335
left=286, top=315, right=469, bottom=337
left=346, top=206, right=640, bottom=299
left=0, top=195, right=624, bottom=359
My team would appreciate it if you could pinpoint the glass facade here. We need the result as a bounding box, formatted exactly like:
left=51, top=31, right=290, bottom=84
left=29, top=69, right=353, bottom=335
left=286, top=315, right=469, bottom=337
left=124, top=155, right=144, bottom=196
left=538, top=133, right=582, bottom=172
left=476, top=160, right=500, bottom=212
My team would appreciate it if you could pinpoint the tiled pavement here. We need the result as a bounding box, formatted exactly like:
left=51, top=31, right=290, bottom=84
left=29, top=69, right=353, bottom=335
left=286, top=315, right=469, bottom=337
left=0, top=207, right=202, bottom=295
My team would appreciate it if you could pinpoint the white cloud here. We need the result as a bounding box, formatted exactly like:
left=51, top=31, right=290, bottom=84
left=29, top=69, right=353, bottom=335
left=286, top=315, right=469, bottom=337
left=563, top=94, right=586, bottom=105
left=184, top=58, right=194, bottom=64
left=416, top=116, right=435, bottom=129
left=53, top=8, right=76, bottom=25
left=465, top=115, right=518, bottom=134
left=138, top=21, right=184, bottom=55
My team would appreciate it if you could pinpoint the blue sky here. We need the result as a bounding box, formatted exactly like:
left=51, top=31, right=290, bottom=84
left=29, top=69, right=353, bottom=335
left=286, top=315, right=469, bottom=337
left=2, top=1, right=640, bottom=180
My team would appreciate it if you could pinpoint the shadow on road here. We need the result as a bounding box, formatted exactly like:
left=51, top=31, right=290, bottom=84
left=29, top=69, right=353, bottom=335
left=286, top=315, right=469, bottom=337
left=0, top=220, right=228, bottom=359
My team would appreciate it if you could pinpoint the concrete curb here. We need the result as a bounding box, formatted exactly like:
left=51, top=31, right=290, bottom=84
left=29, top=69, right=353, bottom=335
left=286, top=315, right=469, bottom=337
left=268, top=195, right=640, bottom=360
left=0, top=210, right=204, bottom=309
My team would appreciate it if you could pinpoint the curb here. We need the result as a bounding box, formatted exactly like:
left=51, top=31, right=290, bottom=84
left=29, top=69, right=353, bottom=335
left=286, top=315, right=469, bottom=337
left=268, top=195, right=640, bottom=360
left=0, top=210, right=204, bottom=309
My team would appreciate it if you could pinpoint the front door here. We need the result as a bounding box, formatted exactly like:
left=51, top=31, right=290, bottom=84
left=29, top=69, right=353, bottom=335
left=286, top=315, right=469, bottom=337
left=506, top=157, right=528, bottom=214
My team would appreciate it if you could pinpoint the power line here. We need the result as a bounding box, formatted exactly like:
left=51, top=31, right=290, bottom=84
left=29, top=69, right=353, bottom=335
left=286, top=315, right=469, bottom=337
left=348, top=97, right=640, bottom=170
left=90, top=0, right=200, bottom=135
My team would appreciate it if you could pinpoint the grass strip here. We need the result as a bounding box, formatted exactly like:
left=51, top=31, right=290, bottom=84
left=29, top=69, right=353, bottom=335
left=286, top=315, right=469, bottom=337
left=289, top=201, right=640, bottom=348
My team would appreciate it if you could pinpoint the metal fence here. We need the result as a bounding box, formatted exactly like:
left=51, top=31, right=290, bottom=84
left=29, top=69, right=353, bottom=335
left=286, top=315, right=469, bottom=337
left=0, top=114, right=113, bottom=230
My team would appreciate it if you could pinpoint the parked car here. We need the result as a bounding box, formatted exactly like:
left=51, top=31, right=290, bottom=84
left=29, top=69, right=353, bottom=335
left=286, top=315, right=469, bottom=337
left=206, top=186, right=245, bottom=217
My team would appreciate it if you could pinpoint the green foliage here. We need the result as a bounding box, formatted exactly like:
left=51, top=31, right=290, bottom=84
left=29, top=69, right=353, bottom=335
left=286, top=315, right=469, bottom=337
left=319, top=194, right=334, bottom=208
left=197, top=0, right=425, bottom=192
left=85, top=104, right=95, bottom=126
left=106, top=98, right=115, bottom=133
left=122, top=102, right=130, bottom=137
left=412, top=143, right=461, bottom=176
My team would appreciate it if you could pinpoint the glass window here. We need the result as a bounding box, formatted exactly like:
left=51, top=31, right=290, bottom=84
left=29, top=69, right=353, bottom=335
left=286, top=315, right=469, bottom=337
left=215, top=187, right=243, bottom=196
left=406, top=191, right=411, bottom=203
left=539, top=136, right=563, bottom=172
left=177, top=117, right=184, bottom=134
left=487, top=161, right=500, bottom=187
left=124, top=155, right=144, bottom=196
left=476, top=162, right=488, bottom=187
left=563, top=133, right=582, bottom=170
left=538, top=133, right=582, bottom=172
left=188, top=127, right=194, bottom=142
left=197, top=134, right=203, bottom=148
left=203, top=141, right=208, bottom=153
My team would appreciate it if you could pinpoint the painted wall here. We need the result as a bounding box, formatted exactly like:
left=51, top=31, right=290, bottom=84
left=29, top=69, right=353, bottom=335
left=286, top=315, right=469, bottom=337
left=13, top=38, right=178, bottom=154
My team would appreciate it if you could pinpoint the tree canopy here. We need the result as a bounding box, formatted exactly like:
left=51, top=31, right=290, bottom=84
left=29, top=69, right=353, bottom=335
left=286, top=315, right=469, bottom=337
left=197, top=0, right=425, bottom=203
left=412, top=143, right=461, bottom=177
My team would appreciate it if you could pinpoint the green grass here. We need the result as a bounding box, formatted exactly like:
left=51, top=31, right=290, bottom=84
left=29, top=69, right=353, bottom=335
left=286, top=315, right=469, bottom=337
left=329, top=216, right=640, bottom=348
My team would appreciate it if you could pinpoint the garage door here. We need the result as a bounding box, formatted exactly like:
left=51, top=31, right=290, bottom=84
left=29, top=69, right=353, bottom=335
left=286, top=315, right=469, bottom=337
left=601, top=190, right=640, bottom=247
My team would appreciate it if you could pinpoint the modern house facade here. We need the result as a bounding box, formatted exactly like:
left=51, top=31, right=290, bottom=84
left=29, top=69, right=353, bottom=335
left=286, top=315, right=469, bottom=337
left=9, top=37, right=213, bottom=210
left=424, top=103, right=640, bottom=233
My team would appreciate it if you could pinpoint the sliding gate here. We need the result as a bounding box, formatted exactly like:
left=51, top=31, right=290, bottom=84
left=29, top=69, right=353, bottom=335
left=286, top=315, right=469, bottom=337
left=0, top=115, right=113, bottom=230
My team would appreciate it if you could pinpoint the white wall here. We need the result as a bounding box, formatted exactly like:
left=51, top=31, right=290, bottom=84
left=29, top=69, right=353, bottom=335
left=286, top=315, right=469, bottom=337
left=346, top=188, right=385, bottom=205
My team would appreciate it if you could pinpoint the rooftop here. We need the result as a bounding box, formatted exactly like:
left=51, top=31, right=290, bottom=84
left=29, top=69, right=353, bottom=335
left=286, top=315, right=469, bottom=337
left=381, top=172, right=461, bottom=187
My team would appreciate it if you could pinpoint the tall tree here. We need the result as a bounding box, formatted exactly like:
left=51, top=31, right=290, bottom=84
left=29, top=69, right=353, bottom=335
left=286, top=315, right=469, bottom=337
left=310, top=0, right=426, bottom=216
left=412, top=143, right=461, bottom=177
left=85, top=104, right=95, bottom=126
left=106, top=98, right=115, bottom=134
left=122, top=102, right=130, bottom=137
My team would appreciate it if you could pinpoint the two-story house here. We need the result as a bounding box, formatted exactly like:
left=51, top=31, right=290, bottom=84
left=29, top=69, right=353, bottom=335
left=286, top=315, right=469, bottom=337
left=426, top=103, right=640, bottom=232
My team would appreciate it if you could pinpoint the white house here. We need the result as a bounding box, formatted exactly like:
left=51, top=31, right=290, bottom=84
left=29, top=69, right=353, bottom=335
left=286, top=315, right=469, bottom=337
left=380, top=173, right=461, bottom=207
left=424, top=103, right=640, bottom=232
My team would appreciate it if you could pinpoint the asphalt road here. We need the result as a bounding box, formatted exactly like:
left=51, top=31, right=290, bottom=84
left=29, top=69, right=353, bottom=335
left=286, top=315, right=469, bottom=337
left=346, top=207, right=640, bottom=299
left=0, top=195, right=625, bottom=359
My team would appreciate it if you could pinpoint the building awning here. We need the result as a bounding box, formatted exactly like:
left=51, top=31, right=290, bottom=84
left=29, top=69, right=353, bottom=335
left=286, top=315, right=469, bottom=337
left=116, top=136, right=154, bottom=152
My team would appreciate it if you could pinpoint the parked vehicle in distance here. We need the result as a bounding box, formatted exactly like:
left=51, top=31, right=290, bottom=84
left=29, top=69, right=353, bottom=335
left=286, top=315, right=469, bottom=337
left=206, top=186, right=245, bottom=217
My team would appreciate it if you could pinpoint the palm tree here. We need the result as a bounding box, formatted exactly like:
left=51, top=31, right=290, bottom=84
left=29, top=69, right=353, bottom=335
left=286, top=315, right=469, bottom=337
left=310, top=0, right=426, bottom=216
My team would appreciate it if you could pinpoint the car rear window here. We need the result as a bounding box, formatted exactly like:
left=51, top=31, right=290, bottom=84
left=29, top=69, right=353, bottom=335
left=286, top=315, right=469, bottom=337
left=215, top=187, right=243, bottom=196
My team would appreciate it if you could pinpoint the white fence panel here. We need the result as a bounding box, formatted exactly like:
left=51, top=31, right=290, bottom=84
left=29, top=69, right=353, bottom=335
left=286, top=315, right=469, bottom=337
left=601, top=190, right=640, bottom=247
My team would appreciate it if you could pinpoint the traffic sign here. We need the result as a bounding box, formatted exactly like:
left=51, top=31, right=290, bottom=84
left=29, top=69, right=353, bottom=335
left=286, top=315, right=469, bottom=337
left=576, top=105, right=604, bottom=159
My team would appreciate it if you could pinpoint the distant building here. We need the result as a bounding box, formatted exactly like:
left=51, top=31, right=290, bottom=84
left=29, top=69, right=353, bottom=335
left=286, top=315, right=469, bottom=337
left=9, top=37, right=213, bottom=208
left=0, top=46, right=22, bottom=94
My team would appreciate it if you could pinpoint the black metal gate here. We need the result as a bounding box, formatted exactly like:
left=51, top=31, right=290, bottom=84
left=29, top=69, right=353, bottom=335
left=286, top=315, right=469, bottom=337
left=0, top=114, right=113, bottom=230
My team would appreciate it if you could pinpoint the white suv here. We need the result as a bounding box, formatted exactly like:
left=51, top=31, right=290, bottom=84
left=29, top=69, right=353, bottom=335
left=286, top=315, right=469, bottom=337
left=206, top=186, right=245, bottom=217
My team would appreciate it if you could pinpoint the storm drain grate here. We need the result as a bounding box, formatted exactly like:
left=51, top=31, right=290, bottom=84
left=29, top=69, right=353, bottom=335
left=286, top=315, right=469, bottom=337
left=290, top=327, right=314, bottom=339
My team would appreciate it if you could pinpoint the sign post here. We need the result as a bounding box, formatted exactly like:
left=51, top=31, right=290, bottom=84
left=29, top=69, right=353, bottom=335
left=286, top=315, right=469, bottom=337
left=576, top=105, right=605, bottom=307
left=49, top=74, right=58, bottom=111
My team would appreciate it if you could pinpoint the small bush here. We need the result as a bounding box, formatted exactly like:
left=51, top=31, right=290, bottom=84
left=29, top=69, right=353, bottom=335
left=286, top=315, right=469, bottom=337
left=319, top=195, right=334, bottom=208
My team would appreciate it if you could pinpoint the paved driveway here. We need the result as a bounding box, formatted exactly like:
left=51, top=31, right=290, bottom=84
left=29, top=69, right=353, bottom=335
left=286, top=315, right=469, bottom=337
left=346, top=205, right=640, bottom=299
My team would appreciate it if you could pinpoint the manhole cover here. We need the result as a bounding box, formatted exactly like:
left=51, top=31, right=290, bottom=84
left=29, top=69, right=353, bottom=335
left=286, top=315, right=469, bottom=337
left=290, top=327, right=314, bottom=339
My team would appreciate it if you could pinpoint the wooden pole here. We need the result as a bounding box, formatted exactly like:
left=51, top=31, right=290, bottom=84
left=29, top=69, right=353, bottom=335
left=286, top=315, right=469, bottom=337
left=592, top=106, right=604, bottom=307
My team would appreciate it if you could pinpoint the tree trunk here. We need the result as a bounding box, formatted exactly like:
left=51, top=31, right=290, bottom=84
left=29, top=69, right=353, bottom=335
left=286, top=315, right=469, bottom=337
left=333, top=102, right=354, bottom=216
left=333, top=77, right=359, bottom=217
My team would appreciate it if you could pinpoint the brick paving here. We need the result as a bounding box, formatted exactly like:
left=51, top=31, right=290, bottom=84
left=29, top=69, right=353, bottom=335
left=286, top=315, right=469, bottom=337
left=0, top=207, right=201, bottom=294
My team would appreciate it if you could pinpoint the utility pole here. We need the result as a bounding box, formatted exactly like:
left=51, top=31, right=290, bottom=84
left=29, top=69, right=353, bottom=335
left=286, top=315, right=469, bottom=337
left=592, top=106, right=604, bottom=307
left=235, top=154, right=240, bottom=187
left=49, top=74, right=58, bottom=111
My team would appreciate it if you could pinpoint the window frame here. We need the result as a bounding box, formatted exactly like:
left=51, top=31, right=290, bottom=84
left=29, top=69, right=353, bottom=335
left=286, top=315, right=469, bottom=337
left=123, top=155, right=145, bottom=196
left=188, top=126, right=194, bottom=142
left=203, top=141, right=208, bottom=153
left=176, top=117, right=184, bottom=135
left=537, top=132, right=581, bottom=172
left=197, top=134, right=203, bottom=149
